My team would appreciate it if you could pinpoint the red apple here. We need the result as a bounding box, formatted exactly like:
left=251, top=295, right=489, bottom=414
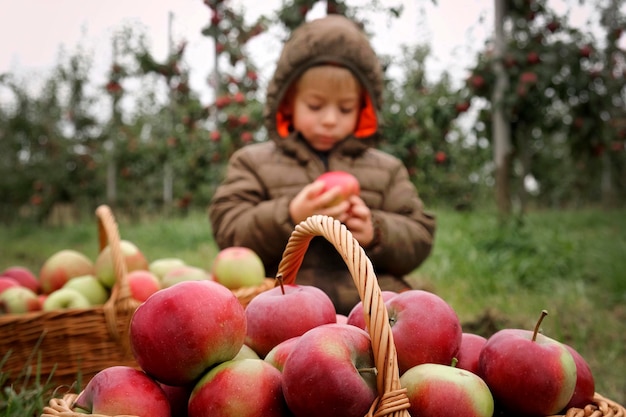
left=1, top=266, right=40, bottom=293
left=477, top=310, right=577, bottom=416
left=95, top=240, right=149, bottom=289
left=282, top=323, right=377, bottom=417
left=188, top=358, right=289, bottom=417
left=244, top=284, right=336, bottom=357
left=126, top=270, right=161, bottom=302
left=264, top=336, right=300, bottom=372
left=0, top=286, right=41, bottom=314
left=211, top=246, right=265, bottom=290
left=346, top=290, right=398, bottom=330
left=316, top=170, right=360, bottom=206
left=159, top=383, right=192, bottom=417
left=562, top=344, right=596, bottom=410
left=0, top=276, right=20, bottom=294
left=161, top=265, right=211, bottom=289
left=455, top=333, right=487, bottom=375
left=73, top=366, right=170, bottom=417
left=336, top=313, right=348, bottom=324
left=386, top=290, right=462, bottom=373
left=39, top=249, right=94, bottom=294
left=400, top=362, right=494, bottom=417
left=129, top=280, right=246, bottom=386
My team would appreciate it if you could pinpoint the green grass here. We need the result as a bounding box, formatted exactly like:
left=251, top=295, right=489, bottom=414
left=1, top=207, right=625, bottom=414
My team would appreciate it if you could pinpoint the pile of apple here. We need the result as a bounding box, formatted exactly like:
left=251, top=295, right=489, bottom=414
left=0, top=240, right=266, bottom=315
left=65, top=268, right=597, bottom=417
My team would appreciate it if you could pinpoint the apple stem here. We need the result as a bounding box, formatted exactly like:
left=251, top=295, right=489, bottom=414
left=532, top=309, right=548, bottom=342
left=276, top=273, right=285, bottom=295
left=451, top=357, right=459, bottom=368
left=358, top=367, right=378, bottom=376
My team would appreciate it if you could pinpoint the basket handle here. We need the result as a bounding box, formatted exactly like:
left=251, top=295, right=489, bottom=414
left=276, top=215, right=411, bottom=417
left=96, top=205, right=138, bottom=347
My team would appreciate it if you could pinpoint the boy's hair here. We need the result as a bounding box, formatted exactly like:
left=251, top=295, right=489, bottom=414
left=279, top=65, right=363, bottom=116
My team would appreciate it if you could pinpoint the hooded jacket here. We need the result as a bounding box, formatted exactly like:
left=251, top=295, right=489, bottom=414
left=209, top=15, right=436, bottom=314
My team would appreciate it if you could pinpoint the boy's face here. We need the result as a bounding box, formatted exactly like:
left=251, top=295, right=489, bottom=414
left=291, top=67, right=361, bottom=152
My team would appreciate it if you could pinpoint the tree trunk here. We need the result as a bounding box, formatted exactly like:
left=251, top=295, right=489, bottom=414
left=492, top=0, right=513, bottom=220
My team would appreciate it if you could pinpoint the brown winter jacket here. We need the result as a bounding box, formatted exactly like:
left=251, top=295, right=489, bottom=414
left=209, top=15, right=436, bottom=315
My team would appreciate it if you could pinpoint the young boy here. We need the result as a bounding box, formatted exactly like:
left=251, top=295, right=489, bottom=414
left=209, top=14, right=436, bottom=315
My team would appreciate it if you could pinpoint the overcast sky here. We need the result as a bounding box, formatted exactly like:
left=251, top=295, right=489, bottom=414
left=0, top=0, right=606, bottom=108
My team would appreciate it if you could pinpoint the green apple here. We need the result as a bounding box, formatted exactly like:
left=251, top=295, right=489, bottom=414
left=39, top=249, right=94, bottom=294
left=43, top=287, right=91, bottom=310
left=148, top=258, right=187, bottom=281
left=95, top=240, right=149, bottom=289
left=233, top=344, right=261, bottom=361
left=211, top=246, right=265, bottom=290
left=161, top=265, right=211, bottom=289
left=0, top=286, right=41, bottom=314
left=401, top=362, right=494, bottom=417
left=63, top=274, right=109, bottom=306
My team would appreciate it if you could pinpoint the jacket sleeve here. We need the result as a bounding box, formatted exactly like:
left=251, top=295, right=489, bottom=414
left=208, top=147, right=298, bottom=270
left=364, top=162, right=436, bottom=277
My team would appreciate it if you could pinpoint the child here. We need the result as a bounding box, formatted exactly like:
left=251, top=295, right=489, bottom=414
left=209, top=14, right=436, bottom=315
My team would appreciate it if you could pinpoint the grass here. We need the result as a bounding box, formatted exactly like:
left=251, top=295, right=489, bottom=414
left=1, top=206, right=625, bottom=415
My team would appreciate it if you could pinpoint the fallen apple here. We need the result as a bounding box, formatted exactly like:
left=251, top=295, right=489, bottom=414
left=73, top=366, right=170, bottom=417
left=282, top=323, right=377, bottom=417
left=400, top=362, right=494, bottom=417
left=39, top=249, right=94, bottom=294
left=0, top=286, right=41, bottom=314
left=477, top=310, right=577, bottom=416
left=63, top=274, right=109, bottom=306
left=211, top=246, right=265, bottom=290
left=95, top=240, right=149, bottom=289
left=244, top=283, right=336, bottom=357
left=316, top=170, right=360, bottom=206
left=1, top=266, right=40, bottom=293
left=130, top=280, right=246, bottom=386
left=188, top=358, right=289, bottom=417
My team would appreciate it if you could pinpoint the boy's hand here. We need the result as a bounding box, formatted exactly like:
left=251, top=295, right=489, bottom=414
left=344, top=195, right=375, bottom=247
left=289, top=181, right=351, bottom=225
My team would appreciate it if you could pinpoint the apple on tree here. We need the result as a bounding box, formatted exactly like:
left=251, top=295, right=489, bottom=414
left=129, top=280, right=247, bottom=386
left=0, top=286, right=41, bottom=314
left=400, top=362, right=494, bottom=417
left=477, top=310, right=577, bottom=416
left=1, top=266, right=40, bottom=293
left=316, top=170, right=360, bottom=206
left=385, top=289, right=463, bottom=373
left=95, top=240, right=149, bottom=289
left=63, top=274, right=109, bottom=306
left=282, top=323, right=378, bottom=417
left=211, top=246, right=265, bottom=290
left=39, top=249, right=94, bottom=294
left=43, top=287, right=91, bottom=310
left=188, top=358, right=289, bottom=417
left=73, top=366, right=170, bottom=417
left=244, top=283, right=336, bottom=357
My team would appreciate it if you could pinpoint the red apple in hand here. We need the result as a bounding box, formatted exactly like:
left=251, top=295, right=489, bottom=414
left=244, top=283, right=336, bottom=357
left=212, top=246, right=266, bottom=290
left=400, top=362, right=494, bottom=417
left=386, top=290, right=462, bottom=373
left=282, top=323, right=377, bottom=417
left=188, top=359, right=289, bottom=417
left=316, top=170, right=360, bottom=206
left=130, top=280, right=247, bottom=386
left=73, top=366, right=170, bottom=417
left=562, top=344, right=596, bottom=410
left=455, top=332, right=487, bottom=375
left=478, top=310, right=577, bottom=416
left=1, top=266, right=40, bottom=293
left=39, top=249, right=94, bottom=294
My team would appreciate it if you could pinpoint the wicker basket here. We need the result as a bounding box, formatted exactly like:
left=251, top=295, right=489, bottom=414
left=1, top=205, right=141, bottom=388
left=40, top=215, right=626, bottom=417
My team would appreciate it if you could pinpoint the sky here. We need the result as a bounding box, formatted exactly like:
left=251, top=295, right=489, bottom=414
left=0, top=0, right=606, bottom=109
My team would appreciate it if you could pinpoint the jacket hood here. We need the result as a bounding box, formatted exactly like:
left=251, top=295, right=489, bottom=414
left=264, top=14, right=384, bottom=147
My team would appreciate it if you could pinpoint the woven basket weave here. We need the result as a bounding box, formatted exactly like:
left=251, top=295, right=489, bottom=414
left=40, top=215, right=625, bottom=417
left=1, top=205, right=141, bottom=388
